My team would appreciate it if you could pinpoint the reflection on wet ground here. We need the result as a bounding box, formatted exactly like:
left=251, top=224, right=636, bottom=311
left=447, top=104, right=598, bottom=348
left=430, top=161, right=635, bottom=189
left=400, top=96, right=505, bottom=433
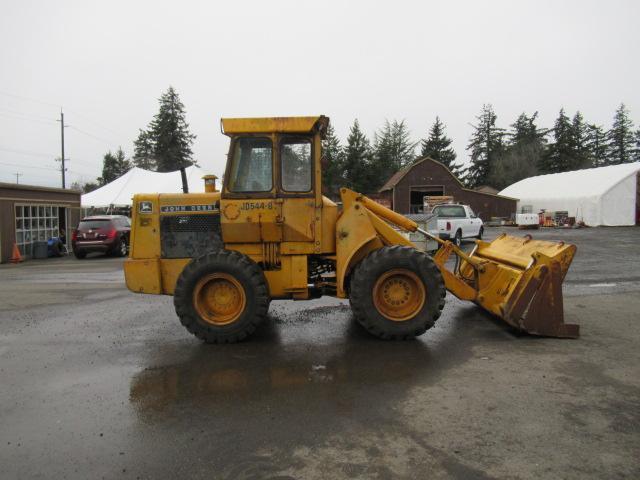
left=125, top=299, right=496, bottom=478
left=130, top=302, right=478, bottom=419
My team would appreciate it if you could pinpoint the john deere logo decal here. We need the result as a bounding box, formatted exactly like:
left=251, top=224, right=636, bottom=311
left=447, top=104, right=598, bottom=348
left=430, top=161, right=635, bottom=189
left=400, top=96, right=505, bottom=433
left=139, top=201, right=153, bottom=213
left=160, top=204, right=218, bottom=213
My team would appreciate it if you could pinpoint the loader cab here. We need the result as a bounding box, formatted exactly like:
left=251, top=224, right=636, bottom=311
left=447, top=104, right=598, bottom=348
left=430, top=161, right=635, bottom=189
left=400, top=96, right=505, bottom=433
left=224, top=135, right=315, bottom=198
left=219, top=116, right=332, bottom=255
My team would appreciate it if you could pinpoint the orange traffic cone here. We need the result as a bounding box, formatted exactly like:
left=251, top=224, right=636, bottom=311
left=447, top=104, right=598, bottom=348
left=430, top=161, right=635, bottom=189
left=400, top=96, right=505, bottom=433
left=10, top=243, right=23, bottom=264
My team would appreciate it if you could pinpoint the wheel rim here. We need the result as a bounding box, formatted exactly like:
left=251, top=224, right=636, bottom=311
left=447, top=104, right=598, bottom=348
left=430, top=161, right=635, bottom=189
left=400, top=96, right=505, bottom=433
left=193, top=273, right=246, bottom=326
left=372, top=269, right=426, bottom=322
left=120, top=241, right=127, bottom=255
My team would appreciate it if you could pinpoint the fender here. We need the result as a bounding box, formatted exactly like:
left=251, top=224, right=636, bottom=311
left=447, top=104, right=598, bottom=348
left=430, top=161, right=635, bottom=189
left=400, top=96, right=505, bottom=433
left=335, top=189, right=414, bottom=297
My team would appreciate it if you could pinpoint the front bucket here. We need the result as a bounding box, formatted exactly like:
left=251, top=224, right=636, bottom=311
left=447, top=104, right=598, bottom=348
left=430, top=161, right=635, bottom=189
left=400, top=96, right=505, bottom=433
left=457, top=234, right=579, bottom=338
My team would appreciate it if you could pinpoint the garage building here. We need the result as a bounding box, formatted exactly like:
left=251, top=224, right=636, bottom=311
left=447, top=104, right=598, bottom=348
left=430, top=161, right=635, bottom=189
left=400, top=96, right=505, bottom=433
left=0, top=183, right=81, bottom=263
left=378, top=157, right=517, bottom=220
left=499, top=162, right=640, bottom=226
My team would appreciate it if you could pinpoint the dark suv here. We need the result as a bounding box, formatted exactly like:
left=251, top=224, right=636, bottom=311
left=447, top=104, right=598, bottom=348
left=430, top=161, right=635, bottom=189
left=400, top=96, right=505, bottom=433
left=72, top=215, right=131, bottom=259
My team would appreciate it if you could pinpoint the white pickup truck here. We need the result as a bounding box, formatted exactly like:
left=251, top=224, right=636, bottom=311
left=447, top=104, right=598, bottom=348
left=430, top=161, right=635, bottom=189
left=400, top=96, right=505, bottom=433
left=431, top=204, right=484, bottom=246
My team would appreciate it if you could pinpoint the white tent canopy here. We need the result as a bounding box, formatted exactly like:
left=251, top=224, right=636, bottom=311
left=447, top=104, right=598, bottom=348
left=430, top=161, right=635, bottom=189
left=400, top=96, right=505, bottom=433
left=499, top=162, right=640, bottom=226
left=81, top=166, right=209, bottom=208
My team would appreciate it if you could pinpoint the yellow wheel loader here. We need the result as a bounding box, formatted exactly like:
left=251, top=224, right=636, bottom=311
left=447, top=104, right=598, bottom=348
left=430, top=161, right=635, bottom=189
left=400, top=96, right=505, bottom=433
left=124, top=116, right=579, bottom=343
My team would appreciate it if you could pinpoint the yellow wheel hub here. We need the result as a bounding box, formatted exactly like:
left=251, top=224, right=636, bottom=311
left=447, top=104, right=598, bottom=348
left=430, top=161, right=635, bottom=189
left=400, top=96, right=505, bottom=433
left=193, top=273, right=246, bottom=326
left=373, top=269, right=426, bottom=322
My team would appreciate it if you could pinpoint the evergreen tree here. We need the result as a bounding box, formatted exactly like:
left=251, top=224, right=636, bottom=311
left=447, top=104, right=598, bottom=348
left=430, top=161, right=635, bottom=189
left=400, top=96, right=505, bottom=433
left=82, top=182, right=99, bottom=193
left=389, top=120, right=416, bottom=169
left=466, top=104, right=505, bottom=188
left=570, top=111, right=590, bottom=169
left=98, top=147, right=131, bottom=185
left=342, top=119, right=374, bottom=193
left=321, top=124, right=344, bottom=198
left=147, top=87, right=197, bottom=172
left=420, top=116, right=461, bottom=175
left=132, top=129, right=156, bottom=170
left=585, top=124, right=608, bottom=167
left=634, top=129, right=640, bottom=162
left=71, top=181, right=99, bottom=193
left=372, top=119, right=416, bottom=190
left=606, top=103, right=635, bottom=165
left=488, top=112, right=546, bottom=190
left=540, top=109, right=577, bottom=173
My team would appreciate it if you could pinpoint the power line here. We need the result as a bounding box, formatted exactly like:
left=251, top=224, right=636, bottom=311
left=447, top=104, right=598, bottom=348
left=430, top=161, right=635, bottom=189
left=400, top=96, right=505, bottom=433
left=68, top=125, right=116, bottom=145
left=0, top=90, right=61, bottom=108
left=0, top=170, right=63, bottom=182
left=64, top=107, right=126, bottom=137
left=0, top=110, right=57, bottom=125
left=0, top=107, right=56, bottom=121
left=0, top=161, right=59, bottom=171
left=0, top=90, right=126, bottom=138
left=0, top=112, right=57, bottom=126
left=0, top=146, right=56, bottom=158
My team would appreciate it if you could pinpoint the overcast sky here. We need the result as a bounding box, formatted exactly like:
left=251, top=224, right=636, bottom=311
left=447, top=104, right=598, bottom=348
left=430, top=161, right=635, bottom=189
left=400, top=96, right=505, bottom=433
left=1, top=0, right=638, bottom=188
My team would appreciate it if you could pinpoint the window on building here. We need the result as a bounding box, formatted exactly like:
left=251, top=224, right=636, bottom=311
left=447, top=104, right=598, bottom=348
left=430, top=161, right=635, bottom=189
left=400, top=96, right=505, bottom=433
left=15, top=204, right=60, bottom=256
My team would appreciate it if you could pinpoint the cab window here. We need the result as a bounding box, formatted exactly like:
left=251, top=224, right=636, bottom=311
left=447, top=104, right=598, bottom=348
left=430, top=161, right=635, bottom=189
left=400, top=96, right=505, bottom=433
left=281, top=138, right=312, bottom=192
left=228, top=137, right=273, bottom=192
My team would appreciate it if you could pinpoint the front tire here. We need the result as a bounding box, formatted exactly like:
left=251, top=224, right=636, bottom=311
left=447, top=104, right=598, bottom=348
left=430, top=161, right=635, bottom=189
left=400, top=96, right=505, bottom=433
left=476, top=226, right=484, bottom=240
left=74, top=250, right=86, bottom=259
left=349, top=246, right=445, bottom=340
left=115, top=237, right=128, bottom=257
left=173, top=250, right=270, bottom=344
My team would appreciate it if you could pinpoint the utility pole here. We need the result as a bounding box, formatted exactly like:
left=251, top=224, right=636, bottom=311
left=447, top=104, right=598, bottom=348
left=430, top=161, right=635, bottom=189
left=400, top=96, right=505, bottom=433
left=14, top=172, right=22, bottom=184
left=56, top=110, right=68, bottom=188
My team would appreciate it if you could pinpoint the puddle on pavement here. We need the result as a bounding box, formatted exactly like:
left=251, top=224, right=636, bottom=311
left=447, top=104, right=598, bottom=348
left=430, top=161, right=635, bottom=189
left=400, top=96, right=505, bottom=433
left=128, top=301, right=488, bottom=423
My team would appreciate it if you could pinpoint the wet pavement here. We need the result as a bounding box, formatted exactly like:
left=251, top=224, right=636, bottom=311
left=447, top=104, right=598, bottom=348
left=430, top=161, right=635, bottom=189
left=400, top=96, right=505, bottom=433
left=1, top=227, right=639, bottom=479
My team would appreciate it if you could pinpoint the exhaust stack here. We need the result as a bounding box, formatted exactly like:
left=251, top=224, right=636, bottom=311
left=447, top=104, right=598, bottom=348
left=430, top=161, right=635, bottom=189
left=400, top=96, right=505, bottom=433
left=203, top=174, right=218, bottom=193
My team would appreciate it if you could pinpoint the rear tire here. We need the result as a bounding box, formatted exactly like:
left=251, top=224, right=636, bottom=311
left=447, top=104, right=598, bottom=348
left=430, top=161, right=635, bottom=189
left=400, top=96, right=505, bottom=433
left=174, top=250, right=270, bottom=344
left=454, top=229, right=462, bottom=246
left=349, top=246, right=446, bottom=340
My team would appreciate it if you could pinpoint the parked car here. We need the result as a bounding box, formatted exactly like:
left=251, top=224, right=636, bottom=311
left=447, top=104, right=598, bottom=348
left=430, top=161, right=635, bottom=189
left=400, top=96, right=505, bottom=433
left=72, top=215, right=131, bottom=259
left=432, top=204, right=483, bottom=246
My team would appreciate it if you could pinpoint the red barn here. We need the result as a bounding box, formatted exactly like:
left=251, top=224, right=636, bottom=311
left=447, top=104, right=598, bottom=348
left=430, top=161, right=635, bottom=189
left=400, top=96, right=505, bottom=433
left=378, top=157, right=517, bottom=220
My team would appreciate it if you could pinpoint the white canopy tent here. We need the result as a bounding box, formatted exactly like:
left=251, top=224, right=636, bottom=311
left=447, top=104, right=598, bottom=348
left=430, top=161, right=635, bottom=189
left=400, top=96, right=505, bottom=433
left=81, top=166, right=209, bottom=208
left=499, top=162, right=640, bottom=226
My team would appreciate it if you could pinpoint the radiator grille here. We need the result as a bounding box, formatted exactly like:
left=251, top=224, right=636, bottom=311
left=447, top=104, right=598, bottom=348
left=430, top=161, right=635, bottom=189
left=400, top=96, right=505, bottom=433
left=160, top=214, right=222, bottom=258
left=161, top=214, right=219, bottom=233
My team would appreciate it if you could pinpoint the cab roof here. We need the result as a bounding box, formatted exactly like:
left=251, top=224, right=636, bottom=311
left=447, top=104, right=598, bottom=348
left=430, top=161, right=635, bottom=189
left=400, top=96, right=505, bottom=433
left=220, top=116, right=329, bottom=138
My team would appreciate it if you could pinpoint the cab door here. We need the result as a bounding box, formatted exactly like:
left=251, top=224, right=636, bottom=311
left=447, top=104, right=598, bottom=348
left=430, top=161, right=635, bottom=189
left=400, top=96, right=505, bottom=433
left=220, top=136, right=282, bottom=244
left=278, top=136, right=316, bottom=246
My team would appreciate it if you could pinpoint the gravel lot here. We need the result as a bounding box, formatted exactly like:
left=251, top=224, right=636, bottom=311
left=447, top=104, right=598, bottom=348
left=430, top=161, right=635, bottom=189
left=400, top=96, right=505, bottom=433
left=1, top=226, right=639, bottom=479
